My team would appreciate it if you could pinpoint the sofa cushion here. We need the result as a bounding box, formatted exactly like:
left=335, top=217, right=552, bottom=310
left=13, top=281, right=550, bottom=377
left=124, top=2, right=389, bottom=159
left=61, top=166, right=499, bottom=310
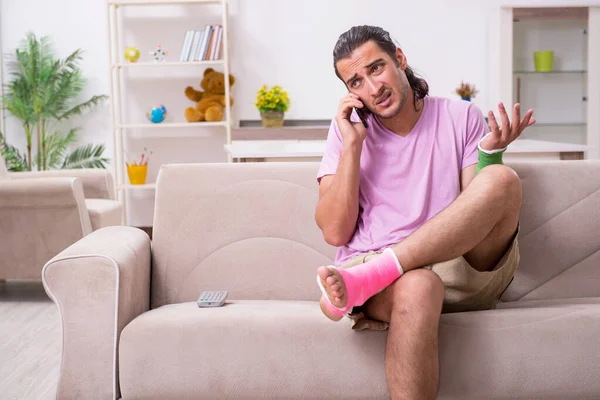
left=119, top=299, right=600, bottom=399
left=84, top=199, right=122, bottom=231
left=438, top=298, right=600, bottom=399
left=119, top=301, right=388, bottom=399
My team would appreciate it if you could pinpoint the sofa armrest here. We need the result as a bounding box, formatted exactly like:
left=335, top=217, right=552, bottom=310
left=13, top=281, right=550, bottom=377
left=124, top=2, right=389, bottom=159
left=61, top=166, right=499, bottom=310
left=42, top=226, right=151, bottom=400
left=9, top=168, right=115, bottom=200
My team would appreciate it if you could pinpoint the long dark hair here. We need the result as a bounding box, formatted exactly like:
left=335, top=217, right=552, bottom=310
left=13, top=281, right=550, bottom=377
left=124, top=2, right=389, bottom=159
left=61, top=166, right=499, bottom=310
left=333, top=25, right=429, bottom=109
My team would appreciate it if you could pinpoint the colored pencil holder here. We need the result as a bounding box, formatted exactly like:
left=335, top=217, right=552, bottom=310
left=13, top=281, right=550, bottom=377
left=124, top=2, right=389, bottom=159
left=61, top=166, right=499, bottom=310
left=127, top=164, right=148, bottom=185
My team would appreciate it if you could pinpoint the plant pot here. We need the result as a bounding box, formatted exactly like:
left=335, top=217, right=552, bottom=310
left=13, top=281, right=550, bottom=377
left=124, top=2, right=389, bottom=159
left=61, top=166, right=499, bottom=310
left=260, top=110, right=284, bottom=128
left=127, top=164, right=148, bottom=185
left=534, top=51, right=554, bottom=72
left=461, top=97, right=471, bottom=102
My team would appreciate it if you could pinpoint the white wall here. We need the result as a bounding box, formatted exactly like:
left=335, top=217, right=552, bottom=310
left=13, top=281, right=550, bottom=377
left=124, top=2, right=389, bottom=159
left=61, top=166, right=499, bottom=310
left=5, top=0, right=600, bottom=144
left=2, top=0, right=598, bottom=225
left=232, top=0, right=492, bottom=120
left=2, top=0, right=494, bottom=147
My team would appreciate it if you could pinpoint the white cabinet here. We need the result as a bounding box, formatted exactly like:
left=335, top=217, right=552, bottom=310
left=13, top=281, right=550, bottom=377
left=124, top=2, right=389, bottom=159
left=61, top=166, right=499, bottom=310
left=490, top=5, right=600, bottom=159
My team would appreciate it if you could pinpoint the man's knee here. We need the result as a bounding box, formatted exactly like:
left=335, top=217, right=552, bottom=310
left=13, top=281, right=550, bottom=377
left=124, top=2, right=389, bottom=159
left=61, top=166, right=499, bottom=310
left=391, top=269, right=444, bottom=314
left=475, top=165, right=522, bottom=208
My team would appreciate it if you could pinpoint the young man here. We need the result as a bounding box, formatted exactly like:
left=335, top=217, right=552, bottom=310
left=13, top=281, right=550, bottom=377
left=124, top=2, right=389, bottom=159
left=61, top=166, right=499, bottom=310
left=315, top=25, right=535, bottom=399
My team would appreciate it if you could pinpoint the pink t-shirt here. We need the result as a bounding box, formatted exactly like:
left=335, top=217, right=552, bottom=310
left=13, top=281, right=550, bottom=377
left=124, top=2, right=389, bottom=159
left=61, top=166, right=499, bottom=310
left=317, top=96, right=488, bottom=265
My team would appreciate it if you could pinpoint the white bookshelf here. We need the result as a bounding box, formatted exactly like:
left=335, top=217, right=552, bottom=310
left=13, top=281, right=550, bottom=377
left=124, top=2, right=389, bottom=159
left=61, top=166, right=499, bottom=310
left=113, top=60, right=225, bottom=69
left=106, top=0, right=233, bottom=225
left=116, top=121, right=228, bottom=129
left=117, top=183, right=157, bottom=190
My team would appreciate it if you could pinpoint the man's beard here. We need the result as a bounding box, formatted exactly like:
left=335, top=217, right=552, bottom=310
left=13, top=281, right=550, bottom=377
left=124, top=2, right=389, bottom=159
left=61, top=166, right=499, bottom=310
left=375, top=87, right=408, bottom=120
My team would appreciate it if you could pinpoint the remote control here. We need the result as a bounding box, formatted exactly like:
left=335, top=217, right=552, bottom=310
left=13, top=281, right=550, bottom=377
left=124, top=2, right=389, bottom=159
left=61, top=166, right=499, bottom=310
left=197, top=290, right=228, bottom=307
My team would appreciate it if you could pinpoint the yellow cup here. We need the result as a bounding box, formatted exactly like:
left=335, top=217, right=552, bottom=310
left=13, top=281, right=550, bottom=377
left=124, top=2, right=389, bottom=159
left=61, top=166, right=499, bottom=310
left=127, top=164, right=148, bottom=185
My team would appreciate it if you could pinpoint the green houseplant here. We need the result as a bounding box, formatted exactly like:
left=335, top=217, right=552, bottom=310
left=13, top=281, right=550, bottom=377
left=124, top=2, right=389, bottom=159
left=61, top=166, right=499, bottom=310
left=0, top=131, right=28, bottom=171
left=1, top=32, right=109, bottom=171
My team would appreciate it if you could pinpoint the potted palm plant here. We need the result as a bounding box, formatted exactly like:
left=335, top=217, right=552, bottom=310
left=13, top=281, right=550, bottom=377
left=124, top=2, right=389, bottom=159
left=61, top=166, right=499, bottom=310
left=1, top=32, right=108, bottom=171
left=0, top=132, right=28, bottom=171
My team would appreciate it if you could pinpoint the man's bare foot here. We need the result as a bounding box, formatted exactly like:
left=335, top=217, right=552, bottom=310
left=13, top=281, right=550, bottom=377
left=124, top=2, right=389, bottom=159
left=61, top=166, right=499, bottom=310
left=317, top=266, right=347, bottom=321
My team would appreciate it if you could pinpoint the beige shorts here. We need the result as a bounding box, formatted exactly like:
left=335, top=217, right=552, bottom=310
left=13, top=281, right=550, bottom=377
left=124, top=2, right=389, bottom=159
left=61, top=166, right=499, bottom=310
left=341, top=229, right=520, bottom=331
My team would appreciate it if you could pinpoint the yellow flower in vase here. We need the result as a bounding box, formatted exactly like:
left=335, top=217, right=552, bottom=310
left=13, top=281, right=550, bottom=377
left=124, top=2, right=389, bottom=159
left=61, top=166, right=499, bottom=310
left=255, top=84, right=290, bottom=127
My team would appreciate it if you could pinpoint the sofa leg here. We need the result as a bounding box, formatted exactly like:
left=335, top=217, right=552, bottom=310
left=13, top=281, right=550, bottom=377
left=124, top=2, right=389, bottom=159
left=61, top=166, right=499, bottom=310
left=137, top=226, right=153, bottom=240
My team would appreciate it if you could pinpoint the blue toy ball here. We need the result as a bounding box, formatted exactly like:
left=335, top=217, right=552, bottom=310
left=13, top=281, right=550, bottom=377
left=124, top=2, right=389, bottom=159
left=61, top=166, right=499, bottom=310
left=146, top=104, right=167, bottom=123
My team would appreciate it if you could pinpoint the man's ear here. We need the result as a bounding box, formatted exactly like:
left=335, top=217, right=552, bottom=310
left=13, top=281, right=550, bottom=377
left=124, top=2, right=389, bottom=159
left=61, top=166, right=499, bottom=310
left=395, top=48, right=407, bottom=70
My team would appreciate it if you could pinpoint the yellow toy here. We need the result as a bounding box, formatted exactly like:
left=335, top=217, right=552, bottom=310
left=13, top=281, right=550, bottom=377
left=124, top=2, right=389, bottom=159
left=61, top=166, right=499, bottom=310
left=124, top=46, right=140, bottom=63
left=184, top=68, right=235, bottom=122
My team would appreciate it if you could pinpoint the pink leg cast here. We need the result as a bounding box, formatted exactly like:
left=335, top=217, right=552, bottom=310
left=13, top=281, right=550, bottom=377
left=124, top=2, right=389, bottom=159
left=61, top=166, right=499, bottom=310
left=317, top=248, right=404, bottom=316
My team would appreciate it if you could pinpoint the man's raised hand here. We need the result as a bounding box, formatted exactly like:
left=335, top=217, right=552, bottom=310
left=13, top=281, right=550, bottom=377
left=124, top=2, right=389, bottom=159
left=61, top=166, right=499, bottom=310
left=481, top=103, right=536, bottom=151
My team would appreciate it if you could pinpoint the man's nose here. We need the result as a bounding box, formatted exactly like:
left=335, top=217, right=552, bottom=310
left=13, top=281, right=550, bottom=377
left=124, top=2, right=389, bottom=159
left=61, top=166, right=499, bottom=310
left=366, top=78, right=382, bottom=97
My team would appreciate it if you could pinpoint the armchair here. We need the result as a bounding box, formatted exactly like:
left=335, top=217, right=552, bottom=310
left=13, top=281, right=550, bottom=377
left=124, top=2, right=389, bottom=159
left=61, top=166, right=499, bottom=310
left=0, top=153, right=122, bottom=280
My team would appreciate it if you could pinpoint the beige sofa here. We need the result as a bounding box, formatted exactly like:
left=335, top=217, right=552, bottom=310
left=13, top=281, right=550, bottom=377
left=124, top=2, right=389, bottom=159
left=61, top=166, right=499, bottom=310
left=0, top=154, right=122, bottom=280
left=42, top=161, right=600, bottom=399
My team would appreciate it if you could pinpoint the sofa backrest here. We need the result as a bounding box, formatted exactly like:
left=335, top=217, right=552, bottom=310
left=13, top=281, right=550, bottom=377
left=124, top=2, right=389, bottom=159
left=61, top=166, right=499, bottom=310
left=150, top=160, right=600, bottom=308
left=500, top=160, right=600, bottom=302
left=150, top=162, right=336, bottom=308
left=8, top=169, right=116, bottom=200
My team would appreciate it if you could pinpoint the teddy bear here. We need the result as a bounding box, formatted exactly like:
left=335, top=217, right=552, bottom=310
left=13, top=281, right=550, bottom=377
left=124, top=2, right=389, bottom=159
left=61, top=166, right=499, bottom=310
left=184, top=68, right=235, bottom=122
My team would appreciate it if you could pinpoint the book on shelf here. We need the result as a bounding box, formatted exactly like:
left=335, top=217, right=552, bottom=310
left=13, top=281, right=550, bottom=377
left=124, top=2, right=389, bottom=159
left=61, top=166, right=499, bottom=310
left=179, top=24, right=223, bottom=62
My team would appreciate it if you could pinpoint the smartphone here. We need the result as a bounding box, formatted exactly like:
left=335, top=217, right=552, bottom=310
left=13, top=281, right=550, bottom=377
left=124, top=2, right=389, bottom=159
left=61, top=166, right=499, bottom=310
left=355, top=105, right=369, bottom=128
left=347, top=87, right=370, bottom=128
